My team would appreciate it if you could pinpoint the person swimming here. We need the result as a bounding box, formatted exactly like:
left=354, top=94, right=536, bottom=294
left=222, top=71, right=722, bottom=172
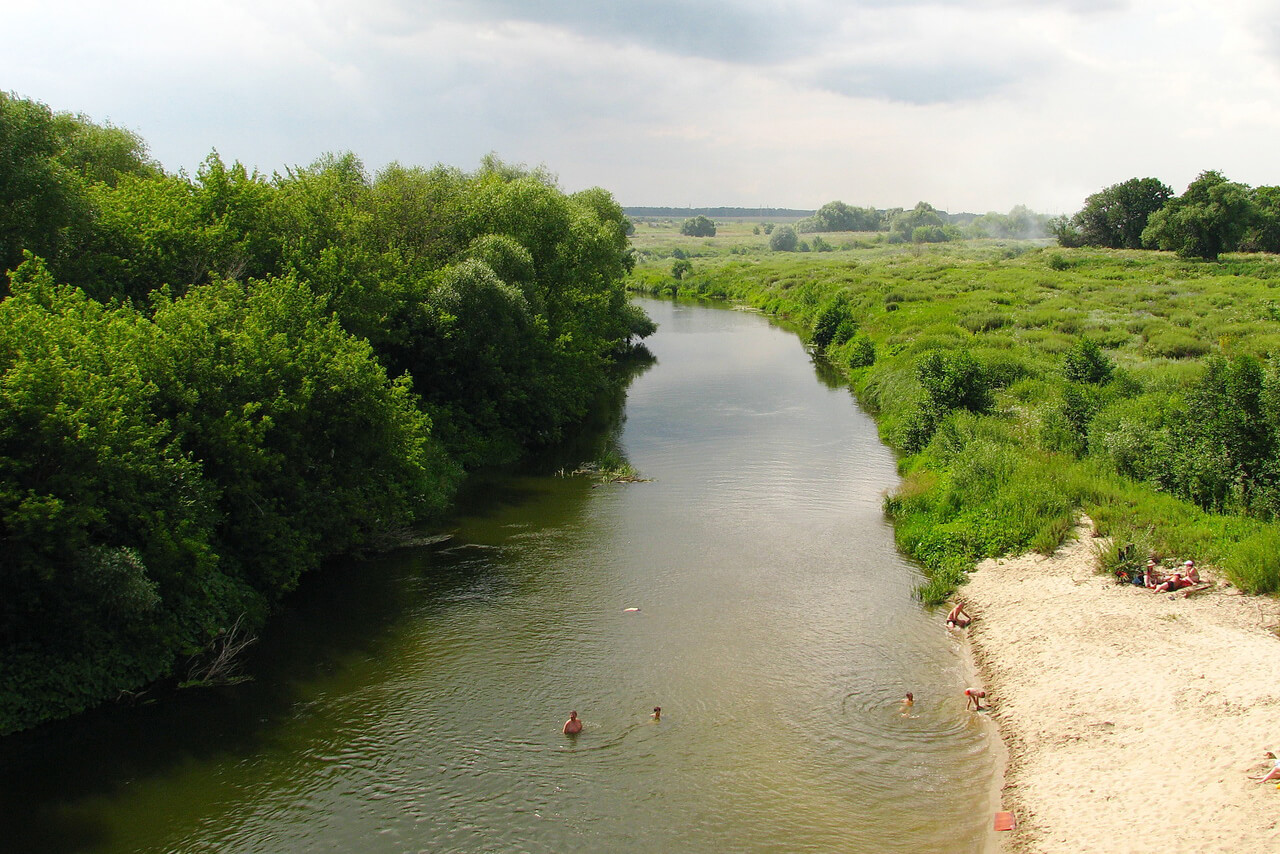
left=563, top=710, right=583, bottom=735
left=652, top=706, right=661, bottom=721
left=900, top=692, right=914, bottom=716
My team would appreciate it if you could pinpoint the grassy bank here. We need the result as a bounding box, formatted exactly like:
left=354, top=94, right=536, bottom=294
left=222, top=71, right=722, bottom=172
left=627, top=224, right=1280, bottom=602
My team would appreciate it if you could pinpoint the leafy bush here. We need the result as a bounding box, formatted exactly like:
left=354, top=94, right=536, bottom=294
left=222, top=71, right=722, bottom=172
left=680, top=215, right=716, bottom=237
left=769, top=225, right=798, bottom=252
left=1063, top=337, right=1114, bottom=383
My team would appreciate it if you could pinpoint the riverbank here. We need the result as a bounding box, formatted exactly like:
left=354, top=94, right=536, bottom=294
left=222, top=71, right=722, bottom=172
left=960, top=520, right=1280, bottom=852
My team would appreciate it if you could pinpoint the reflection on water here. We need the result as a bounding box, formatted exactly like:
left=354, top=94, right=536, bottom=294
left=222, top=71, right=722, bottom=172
left=0, top=297, right=995, bottom=853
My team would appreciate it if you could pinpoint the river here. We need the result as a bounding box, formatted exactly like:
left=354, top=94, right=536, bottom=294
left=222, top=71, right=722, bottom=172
left=0, top=297, right=996, bottom=853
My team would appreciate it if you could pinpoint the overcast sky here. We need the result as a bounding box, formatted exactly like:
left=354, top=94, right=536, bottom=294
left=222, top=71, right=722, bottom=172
left=5, top=0, right=1279, bottom=214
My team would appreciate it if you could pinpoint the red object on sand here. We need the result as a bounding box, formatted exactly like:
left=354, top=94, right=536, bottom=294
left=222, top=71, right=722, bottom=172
left=993, top=812, right=1016, bottom=831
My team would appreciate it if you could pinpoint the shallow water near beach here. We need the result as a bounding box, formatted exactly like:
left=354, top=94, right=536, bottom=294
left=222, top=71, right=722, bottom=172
left=0, top=297, right=996, bottom=853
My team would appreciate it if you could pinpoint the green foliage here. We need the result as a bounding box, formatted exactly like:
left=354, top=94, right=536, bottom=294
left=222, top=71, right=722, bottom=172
left=810, top=296, right=856, bottom=351
left=1073, top=177, right=1172, bottom=249
left=1062, top=337, right=1114, bottom=384
left=769, top=224, right=798, bottom=251
left=1142, top=170, right=1254, bottom=260
left=0, top=93, right=81, bottom=278
left=917, top=349, right=991, bottom=412
left=672, top=257, right=692, bottom=280
left=680, top=215, right=716, bottom=237
left=1225, top=525, right=1280, bottom=594
left=845, top=334, right=876, bottom=369
left=1241, top=186, right=1280, bottom=253
left=0, top=96, right=652, bottom=733
left=799, top=200, right=882, bottom=233
left=888, top=202, right=950, bottom=244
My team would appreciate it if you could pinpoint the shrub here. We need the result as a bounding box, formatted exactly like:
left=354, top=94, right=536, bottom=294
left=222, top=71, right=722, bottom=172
left=1225, top=525, right=1280, bottom=593
left=1063, top=337, right=1114, bottom=384
left=847, top=335, right=876, bottom=368
left=769, top=225, right=798, bottom=252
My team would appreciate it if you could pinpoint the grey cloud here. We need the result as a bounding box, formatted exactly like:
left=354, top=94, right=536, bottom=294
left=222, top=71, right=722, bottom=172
left=808, top=60, right=1026, bottom=104
left=432, top=0, right=1127, bottom=67
left=437, top=0, right=830, bottom=63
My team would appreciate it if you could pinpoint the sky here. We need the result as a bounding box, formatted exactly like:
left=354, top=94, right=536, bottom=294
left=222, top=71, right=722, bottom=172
left=5, top=0, right=1280, bottom=215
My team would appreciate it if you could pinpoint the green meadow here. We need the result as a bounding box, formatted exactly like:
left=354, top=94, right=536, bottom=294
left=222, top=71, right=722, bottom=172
left=628, top=225, right=1280, bottom=602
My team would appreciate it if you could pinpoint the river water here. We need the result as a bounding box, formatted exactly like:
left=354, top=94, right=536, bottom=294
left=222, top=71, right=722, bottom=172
left=1, top=298, right=995, bottom=853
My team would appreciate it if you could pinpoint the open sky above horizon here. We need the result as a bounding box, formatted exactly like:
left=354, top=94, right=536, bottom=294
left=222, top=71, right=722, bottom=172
left=5, top=0, right=1279, bottom=215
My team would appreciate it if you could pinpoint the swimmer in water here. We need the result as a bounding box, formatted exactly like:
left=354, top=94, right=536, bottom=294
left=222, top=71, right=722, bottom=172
left=652, top=706, right=661, bottom=721
left=563, top=711, right=583, bottom=735
left=901, top=692, right=914, bottom=715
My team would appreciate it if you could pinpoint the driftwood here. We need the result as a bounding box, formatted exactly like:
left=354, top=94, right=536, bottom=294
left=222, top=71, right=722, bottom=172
left=181, top=614, right=257, bottom=688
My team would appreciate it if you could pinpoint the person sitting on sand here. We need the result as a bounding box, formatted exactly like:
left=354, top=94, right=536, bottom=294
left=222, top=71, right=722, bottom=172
left=1251, top=749, right=1280, bottom=782
left=946, top=603, right=971, bottom=628
left=1182, top=559, right=1201, bottom=584
left=964, top=688, right=987, bottom=710
left=563, top=711, right=583, bottom=735
left=1143, top=560, right=1164, bottom=589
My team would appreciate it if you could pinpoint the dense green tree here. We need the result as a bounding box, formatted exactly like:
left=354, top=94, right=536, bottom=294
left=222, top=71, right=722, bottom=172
left=0, top=93, right=80, bottom=278
left=0, top=94, right=653, bottom=732
left=1073, top=177, right=1172, bottom=249
left=801, top=200, right=882, bottom=233
left=1047, top=214, right=1084, bottom=248
left=1241, top=185, right=1280, bottom=254
left=680, top=215, right=716, bottom=237
left=0, top=258, right=229, bottom=733
left=888, top=202, right=954, bottom=244
left=49, top=112, right=158, bottom=187
left=1142, top=171, right=1253, bottom=260
left=144, top=274, right=459, bottom=593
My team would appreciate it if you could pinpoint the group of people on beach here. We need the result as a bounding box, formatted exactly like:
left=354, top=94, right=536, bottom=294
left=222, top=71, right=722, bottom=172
left=1138, top=558, right=1200, bottom=592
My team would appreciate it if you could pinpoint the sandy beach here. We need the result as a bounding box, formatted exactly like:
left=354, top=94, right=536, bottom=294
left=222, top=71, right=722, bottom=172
left=960, top=520, right=1280, bottom=853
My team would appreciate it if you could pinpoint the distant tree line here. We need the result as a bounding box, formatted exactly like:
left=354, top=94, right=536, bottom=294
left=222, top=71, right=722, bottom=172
left=1051, top=171, right=1280, bottom=260
left=782, top=200, right=1049, bottom=248
left=0, top=91, right=653, bottom=734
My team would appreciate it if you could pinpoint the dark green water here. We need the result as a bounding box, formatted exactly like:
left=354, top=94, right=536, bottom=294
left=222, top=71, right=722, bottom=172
left=0, top=298, right=995, bottom=853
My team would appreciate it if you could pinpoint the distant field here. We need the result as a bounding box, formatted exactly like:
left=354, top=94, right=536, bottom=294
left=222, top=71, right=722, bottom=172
left=628, top=220, right=886, bottom=258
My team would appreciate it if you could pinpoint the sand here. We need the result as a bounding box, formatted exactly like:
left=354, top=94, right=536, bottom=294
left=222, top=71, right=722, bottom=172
left=959, top=520, right=1280, bottom=853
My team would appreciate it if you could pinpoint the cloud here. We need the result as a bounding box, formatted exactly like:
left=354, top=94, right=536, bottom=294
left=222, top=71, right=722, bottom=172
left=4, top=0, right=1280, bottom=213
